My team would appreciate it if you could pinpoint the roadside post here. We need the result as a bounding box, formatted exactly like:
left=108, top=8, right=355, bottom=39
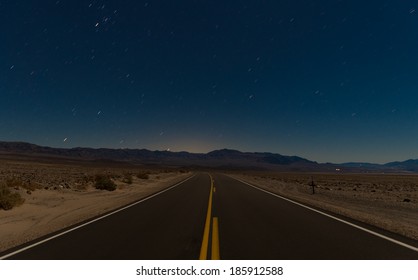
left=309, top=177, right=316, bottom=195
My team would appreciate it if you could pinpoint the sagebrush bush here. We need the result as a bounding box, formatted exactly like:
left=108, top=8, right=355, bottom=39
left=94, top=175, right=117, bottom=191
left=6, top=177, right=40, bottom=191
left=0, top=182, right=25, bottom=210
left=5, top=177, right=23, bottom=188
left=122, top=174, right=133, bottom=184
left=137, top=172, right=149, bottom=180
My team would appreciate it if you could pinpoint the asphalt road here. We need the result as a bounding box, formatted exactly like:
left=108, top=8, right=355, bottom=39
left=1, top=173, right=418, bottom=259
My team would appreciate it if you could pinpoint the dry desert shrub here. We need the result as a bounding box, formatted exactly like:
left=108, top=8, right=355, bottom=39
left=5, top=177, right=23, bottom=188
left=0, top=181, right=25, bottom=210
left=137, top=172, right=149, bottom=180
left=5, top=177, right=41, bottom=191
left=122, top=173, right=133, bottom=184
left=94, top=174, right=117, bottom=191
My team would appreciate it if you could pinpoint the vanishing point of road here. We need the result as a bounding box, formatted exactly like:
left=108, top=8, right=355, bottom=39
left=1, top=173, right=417, bottom=260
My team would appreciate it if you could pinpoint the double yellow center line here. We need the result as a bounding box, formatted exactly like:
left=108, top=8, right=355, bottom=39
left=199, top=175, right=220, bottom=260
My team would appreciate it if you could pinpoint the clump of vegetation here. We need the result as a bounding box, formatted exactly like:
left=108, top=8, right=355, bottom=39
left=6, top=177, right=41, bottom=191
left=94, top=175, right=117, bottom=191
left=0, top=181, right=25, bottom=210
left=122, top=173, right=133, bottom=184
left=137, top=172, right=149, bottom=180
left=5, top=177, right=23, bottom=188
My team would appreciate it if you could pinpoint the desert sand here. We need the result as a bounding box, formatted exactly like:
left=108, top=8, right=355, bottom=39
left=0, top=157, right=190, bottom=253
left=1, top=155, right=417, bottom=254
left=230, top=172, right=418, bottom=240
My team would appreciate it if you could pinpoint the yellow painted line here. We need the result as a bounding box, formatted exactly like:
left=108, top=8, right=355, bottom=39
left=199, top=174, right=214, bottom=260
left=211, top=217, right=220, bottom=260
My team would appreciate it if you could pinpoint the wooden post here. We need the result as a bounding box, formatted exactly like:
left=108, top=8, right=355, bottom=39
left=310, top=176, right=315, bottom=195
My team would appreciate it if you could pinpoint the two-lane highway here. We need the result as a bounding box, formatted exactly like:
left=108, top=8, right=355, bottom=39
left=1, top=173, right=417, bottom=259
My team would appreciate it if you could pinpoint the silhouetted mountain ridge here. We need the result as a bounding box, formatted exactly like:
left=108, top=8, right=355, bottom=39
left=383, top=159, right=418, bottom=172
left=0, top=141, right=317, bottom=169
left=0, top=141, right=417, bottom=172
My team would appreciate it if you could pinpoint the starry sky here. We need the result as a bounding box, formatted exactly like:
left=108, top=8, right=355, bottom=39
left=1, top=0, right=418, bottom=163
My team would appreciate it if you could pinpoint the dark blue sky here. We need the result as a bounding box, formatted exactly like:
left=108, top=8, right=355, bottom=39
left=1, top=0, right=418, bottom=163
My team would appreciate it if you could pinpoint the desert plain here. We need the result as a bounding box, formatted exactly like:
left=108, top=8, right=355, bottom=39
left=0, top=155, right=417, bottom=254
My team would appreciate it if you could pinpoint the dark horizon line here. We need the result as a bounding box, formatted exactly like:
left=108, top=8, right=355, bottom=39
left=0, top=140, right=416, bottom=167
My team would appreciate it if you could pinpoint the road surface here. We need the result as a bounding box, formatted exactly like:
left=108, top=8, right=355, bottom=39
left=1, top=173, right=417, bottom=259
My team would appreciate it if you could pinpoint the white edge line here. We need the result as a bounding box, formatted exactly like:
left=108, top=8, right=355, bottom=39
left=230, top=176, right=418, bottom=253
left=0, top=174, right=196, bottom=260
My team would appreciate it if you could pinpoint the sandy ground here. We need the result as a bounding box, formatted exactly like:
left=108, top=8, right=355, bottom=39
left=230, top=172, right=418, bottom=241
left=0, top=158, right=190, bottom=253
left=1, top=156, right=417, bottom=254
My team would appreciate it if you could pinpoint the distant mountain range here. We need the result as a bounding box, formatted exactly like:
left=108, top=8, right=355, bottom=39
left=339, top=160, right=418, bottom=172
left=0, top=141, right=417, bottom=172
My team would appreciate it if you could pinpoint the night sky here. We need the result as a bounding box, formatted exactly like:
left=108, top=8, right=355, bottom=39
left=1, top=1, right=418, bottom=163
